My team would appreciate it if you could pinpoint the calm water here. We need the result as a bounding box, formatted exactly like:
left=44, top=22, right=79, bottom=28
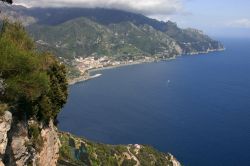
left=59, top=38, right=250, bottom=166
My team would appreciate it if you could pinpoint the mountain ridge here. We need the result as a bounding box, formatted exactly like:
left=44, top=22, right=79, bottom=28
left=0, top=5, right=224, bottom=60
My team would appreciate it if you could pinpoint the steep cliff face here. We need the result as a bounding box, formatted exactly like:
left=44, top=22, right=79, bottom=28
left=36, top=120, right=60, bottom=166
left=6, top=120, right=30, bottom=165
left=0, top=111, right=60, bottom=166
left=0, top=111, right=12, bottom=166
left=0, top=111, right=182, bottom=166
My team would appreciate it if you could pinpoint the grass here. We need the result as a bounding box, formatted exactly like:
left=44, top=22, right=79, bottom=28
left=0, top=104, right=8, bottom=116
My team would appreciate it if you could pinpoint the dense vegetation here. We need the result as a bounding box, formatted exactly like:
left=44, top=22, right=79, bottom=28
left=28, top=18, right=181, bottom=59
left=58, top=132, right=178, bottom=166
left=0, top=20, right=68, bottom=123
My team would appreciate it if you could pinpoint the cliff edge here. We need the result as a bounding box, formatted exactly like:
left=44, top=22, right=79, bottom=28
left=0, top=110, right=181, bottom=166
left=0, top=111, right=60, bottom=166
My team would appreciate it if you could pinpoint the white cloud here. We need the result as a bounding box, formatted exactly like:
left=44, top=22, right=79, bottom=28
left=228, top=18, right=250, bottom=28
left=14, top=2, right=32, bottom=8
left=14, top=0, right=185, bottom=15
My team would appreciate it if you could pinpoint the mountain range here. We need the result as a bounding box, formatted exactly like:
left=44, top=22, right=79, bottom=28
left=0, top=5, right=224, bottom=60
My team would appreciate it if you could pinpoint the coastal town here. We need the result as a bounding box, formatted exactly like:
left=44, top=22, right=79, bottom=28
left=68, top=56, right=164, bottom=84
left=67, top=44, right=225, bottom=85
left=74, top=56, right=160, bottom=74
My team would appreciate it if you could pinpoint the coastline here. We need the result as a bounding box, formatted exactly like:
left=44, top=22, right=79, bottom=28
left=186, top=48, right=225, bottom=55
left=89, top=56, right=176, bottom=73
left=68, top=48, right=224, bottom=85
left=68, top=56, right=176, bottom=85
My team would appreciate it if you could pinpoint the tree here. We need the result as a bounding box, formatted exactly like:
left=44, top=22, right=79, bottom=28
left=0, top=20, right=68, bottom=123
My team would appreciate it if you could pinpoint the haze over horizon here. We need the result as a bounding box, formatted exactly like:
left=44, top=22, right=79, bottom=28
left=13, top=0, right=250, bottom=38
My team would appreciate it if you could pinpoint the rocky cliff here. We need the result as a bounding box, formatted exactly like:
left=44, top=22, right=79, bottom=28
left=37, top=121, right=60, bottom=166
left=0, top=111, right=60, bottom=166
left=0, top=111, right=182, bottom=166
left=0, top=20, right=67, bottom=166
left=0, top=111, right=12, bottom=166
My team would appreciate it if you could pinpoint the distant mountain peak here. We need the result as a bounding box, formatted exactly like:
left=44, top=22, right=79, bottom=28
left=0, top=6, right=223, bottom=59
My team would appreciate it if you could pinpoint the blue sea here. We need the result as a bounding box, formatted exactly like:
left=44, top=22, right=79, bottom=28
left=58, top=38, right=250, bottom=166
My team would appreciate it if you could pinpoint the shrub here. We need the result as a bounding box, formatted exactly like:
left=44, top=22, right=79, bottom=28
left=28, top=123, right=44, bottom=152
left=0, top=20, right=68, bottom=123
left=0, top=104, right=8, bottom=116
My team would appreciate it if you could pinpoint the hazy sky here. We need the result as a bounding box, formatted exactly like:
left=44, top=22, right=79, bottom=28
left=14, top=0, right=250, bottom=38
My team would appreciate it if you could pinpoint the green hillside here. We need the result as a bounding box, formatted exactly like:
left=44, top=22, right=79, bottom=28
left=0, top=6, right=224, bottom=60
left=28, top=17, right=182, bottom=59
left=58, top=132, right=181, bottom=166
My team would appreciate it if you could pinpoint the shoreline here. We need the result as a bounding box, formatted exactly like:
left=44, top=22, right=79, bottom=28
left=89, top=57, right=176, bottom=73
left=68, top=56, right=176, bottom=85
left=68, top=48, right=224, bottom=85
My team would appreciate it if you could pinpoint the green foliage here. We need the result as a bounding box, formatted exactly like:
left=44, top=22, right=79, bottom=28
left=1, top=21, right=34, bottom=51
left=28, top=123, right=44, bottom=152
left=121, top=159, right=137, bottom=166
left=59, top=144, right=72, bottom=161
left=29, top=123, right=40, bottom=139
left=47, top=60, right=68, bottom=118
left=58, top=133, right=180, bottom=166
left=59, top=133, right=90, bottom=166
left=0, top=20, right=68, bottom=123
left=134, top=145, right=173, bottom=166
left=0, top=104, right=8, bottom=116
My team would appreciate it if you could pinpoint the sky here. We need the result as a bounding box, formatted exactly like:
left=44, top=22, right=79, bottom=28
left=14, top=0, right=250, bottom=38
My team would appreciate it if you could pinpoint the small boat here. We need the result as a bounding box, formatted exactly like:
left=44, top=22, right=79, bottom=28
left=90, top=73, right=102, bottom=79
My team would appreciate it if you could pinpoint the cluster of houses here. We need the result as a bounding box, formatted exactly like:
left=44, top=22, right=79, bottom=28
left=74, top=56, right=157, bottom=75
left=74, top=56, right=121, bottom=74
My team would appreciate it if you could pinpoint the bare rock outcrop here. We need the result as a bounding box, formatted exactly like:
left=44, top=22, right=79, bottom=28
left=36, top=120, right=60, bottom=166
left=6, top=121, right=32, bottom=166
left=167, top=153, right=182, bottom=166
left=0, top=111, right=12, bottom=165
left=0, top=111, right=60, bottom=166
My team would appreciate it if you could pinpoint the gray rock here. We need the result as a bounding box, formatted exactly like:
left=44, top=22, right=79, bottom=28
left=167, top=153, right=182, bottom=166
left=0, top=79, right=4, bottom=95
left=0, top=111, right=12, bottom=165
left=36, top=120, right=60, bottom=166
left=4, top=119, right=60, bottom=166
left=6, top=121, right=30, bottom=166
